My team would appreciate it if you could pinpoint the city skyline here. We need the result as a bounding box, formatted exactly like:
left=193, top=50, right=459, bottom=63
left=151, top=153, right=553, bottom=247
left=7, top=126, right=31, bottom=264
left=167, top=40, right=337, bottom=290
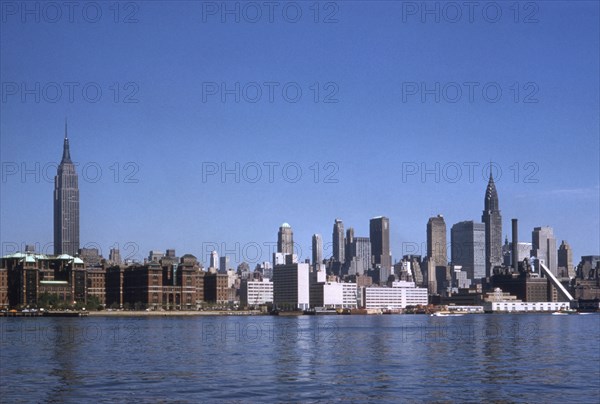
left=1, top=2, right=598, bottom=266
left=1, top=125, right=598, bottom=270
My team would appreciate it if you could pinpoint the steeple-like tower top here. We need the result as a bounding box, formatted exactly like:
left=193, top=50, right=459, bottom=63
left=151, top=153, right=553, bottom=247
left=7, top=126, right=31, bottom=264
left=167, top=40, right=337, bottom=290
left=61, top=119, right=72, bottom=164
left=484, top=171, right=499, bottom=212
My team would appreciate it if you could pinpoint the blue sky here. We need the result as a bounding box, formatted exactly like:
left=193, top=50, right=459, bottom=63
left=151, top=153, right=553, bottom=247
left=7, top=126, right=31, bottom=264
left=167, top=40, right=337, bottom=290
left=1, top=1, right=598, bottom=266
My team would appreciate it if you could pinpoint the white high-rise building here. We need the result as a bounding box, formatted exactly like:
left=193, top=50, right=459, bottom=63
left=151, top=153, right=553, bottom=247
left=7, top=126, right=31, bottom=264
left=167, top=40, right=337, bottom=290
left=210, top=250, right=219, bottom=269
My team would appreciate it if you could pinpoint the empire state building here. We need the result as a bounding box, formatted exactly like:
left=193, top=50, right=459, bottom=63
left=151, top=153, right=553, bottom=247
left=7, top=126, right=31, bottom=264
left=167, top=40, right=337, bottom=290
left=54, top=121, right=80, bottom=256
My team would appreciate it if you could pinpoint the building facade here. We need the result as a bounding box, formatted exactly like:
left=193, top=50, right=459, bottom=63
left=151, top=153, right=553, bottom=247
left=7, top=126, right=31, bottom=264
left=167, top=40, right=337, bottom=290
left=53, top=123, right=80, bottom=256
left=451, top=221, right=486, bottom=282
left=531, top=226, right=558, bottom=276
left=370, top=216, right=392, bottom=281
left=272, top=262, right=309, bottom=311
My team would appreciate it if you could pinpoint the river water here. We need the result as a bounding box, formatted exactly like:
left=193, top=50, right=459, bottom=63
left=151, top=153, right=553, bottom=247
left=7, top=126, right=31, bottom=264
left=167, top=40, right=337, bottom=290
left=1, top=314, right=599, bottom=403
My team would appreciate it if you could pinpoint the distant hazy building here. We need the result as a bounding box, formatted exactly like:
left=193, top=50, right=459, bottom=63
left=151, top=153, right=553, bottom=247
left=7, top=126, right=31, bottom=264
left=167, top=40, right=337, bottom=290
left=277, top=223, right=294, bottom=255
left=557, top=240, right=574, bottom=278
left=427, top=215, right=447, bottom=266
left=427, top=215, right=447, bottom=294
left=451, top=221, right=486, bottom=282
left=79, top=247, right=102, bottom=267
left=54, top=122, right=80, bottom=256
left=370, top=216, right=392, bottom=282
left=531, top=226, right=557, bottom=276
left=219, top=256, right=230, bottom=274
left=482, top=172, right=503, bottom=277
left=502, top=238, right=532, bottom=269
left=109, top=248, right=122, bottom=265
left=312, top=234, right=323, bottom=267
left=148, top=250, right=164, bottom=263
left=332, top=219, right=345, bottom=263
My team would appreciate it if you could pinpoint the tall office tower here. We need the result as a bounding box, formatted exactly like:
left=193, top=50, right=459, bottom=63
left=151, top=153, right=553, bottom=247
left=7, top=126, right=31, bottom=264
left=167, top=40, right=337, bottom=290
left=531, top=226, right=558, bottom=276
left=312, top=234, right=323, bottom=267
left=370, top=216, right=392, bottom=278
left=210, top=250, right=219, bottom=269
left=219, top=256, right=230, bottom=274
left=353, top=237, right=372, bottom=274
left=427, top=215, right=447, bottom=295
left=332, top=219, right=345, bottom=263
left=345, top=227, right=355, bottom=263
left=277, top=223, right=294, bottom=255
left=482, top=172, right=503, bottom=278
left=451, top=221, right=486, bottom=282
left=557, top=240, right=573, bottom=277
left=54, top=121, right=80, bottom=256
left=427, top=215, right=447, bottom=266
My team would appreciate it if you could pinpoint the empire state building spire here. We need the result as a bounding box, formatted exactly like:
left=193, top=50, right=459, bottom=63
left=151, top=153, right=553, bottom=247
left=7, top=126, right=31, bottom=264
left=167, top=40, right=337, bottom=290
left=61, top=118, right=72, bottom=163
left=482, top=169, right=502, bottom=278
left=54, top=121, right=80, bottom=256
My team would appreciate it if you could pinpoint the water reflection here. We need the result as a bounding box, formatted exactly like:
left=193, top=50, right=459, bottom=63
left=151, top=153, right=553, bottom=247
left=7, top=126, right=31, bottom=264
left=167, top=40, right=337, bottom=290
left=1, top=314, right=598, bottom=402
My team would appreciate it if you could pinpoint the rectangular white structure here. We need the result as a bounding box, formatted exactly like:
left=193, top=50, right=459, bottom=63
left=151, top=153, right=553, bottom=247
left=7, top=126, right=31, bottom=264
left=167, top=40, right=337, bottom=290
left=310, top=282, right=358, bottom=309
left=240, top=279, right=273, bottom=306
left=364, top=285, right=428, bottom=309
left=484, top=301, right=570, bottom=313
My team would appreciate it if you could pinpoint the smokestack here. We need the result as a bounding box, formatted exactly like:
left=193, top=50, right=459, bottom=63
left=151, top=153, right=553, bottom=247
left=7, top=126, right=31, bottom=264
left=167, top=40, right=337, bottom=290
left=512, top=218, right=518, bottom=272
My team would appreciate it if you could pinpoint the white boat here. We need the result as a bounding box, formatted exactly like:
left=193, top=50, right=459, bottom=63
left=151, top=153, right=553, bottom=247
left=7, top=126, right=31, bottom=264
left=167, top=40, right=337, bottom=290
left=430, top=312, right=464, bottom=317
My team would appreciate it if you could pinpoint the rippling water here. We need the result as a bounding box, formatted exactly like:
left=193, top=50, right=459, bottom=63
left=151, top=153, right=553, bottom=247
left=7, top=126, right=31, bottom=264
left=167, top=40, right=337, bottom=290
left=1, top=314, right=599, bottom=403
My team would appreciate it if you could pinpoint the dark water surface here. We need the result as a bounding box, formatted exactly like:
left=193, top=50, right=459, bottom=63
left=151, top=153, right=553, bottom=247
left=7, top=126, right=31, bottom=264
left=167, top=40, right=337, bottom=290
left=1, top=314, right=599, bottom=403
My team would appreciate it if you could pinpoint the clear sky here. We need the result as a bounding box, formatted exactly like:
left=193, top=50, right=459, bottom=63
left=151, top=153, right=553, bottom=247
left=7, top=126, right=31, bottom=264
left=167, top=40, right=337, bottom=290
left=1, top=1, right=598, bottom=267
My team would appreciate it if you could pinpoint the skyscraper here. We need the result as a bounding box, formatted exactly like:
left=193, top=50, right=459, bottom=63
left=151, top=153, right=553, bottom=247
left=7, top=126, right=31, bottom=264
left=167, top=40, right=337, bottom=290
left=427, top=215, right=447, bottom=266
left=332, top=219, right=345, bottom=263
left=344, top=227, right=354, bottom=263
left=451, top=221, right=486, bottom=282
left=482, top=172, right=503, bottom=278
left=53, top=121, right=80, bottom=256
left=219, top=256, right=230, bottom=274
left=277, top=223, right=294, bottom=255
left=312, top=234, right=323, bottom=267
left=531, top=227, right=557, bottom=275
left=370, top=216, right=391, bottom=281
left=426, top=215, right=447, bottom=295
left=557, top=240, right=574, bottom=278
left=210, top=250, right=219, bottom=269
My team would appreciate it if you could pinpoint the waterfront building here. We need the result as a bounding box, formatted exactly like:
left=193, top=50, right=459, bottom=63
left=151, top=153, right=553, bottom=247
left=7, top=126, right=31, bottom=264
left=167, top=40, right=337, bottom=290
left=1, top=251, right=86, bottom=307
left=363, top=281, right=428, bottom=309
left=272, top=262, right=310, bottom=311
left=483, top=288, right=569, bottom=312
left=310, top=279, right=358, bottom=309
left=240, top=278, right=273, bottom=307
left=204, top=272, right=229, bottom=304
